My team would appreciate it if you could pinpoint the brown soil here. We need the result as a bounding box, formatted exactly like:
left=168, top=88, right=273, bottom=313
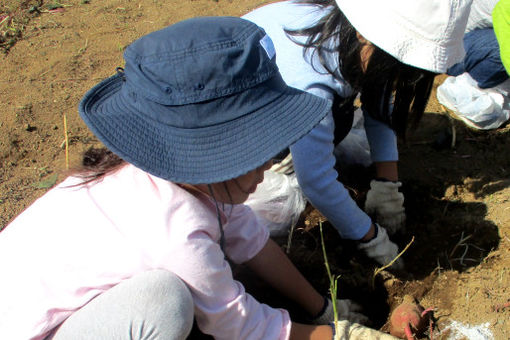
left=1, top=1, right=509, bottom=339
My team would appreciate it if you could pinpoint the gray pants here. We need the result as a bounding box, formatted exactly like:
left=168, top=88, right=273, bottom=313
left=48, top=270, right=194, bottom=340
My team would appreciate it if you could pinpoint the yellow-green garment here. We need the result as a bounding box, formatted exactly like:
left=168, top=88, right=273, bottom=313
left=493, top=0, right=510, bottom=74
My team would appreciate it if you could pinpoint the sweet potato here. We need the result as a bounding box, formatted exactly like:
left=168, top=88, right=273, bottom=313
left=389, top=295, right=430, bottom=339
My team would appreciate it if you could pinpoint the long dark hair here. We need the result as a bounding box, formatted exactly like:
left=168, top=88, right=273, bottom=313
left=71, top=147, right=126, bottom=185
left=285, top=0, right=436, bottom=138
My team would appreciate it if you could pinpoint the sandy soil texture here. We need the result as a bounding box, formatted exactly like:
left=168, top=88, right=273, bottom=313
left=1, top=1, right=509, bottom=339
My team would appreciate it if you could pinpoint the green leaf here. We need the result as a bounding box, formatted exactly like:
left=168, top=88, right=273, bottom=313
left=47, top=2, right=63, bottom=10
left=33, top=174, right=58, bottom=189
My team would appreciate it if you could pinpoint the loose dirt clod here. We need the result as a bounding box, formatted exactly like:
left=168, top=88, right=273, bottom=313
left=493, top=300, right=510, bottom=312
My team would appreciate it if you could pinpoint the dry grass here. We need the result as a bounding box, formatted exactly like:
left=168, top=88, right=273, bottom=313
left=1, top=1, right=43, bottom=52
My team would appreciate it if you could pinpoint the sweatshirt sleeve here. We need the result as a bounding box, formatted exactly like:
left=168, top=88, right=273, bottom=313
left=171, top=225, right=290, bottom=340
left=223, top=204, right=270, bottom=264
left=290, top=112, right=372, bottom=240
left=363, top=109, right=399, bottom=162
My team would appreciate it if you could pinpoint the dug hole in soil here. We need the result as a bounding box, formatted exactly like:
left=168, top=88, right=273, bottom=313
left=1, top=1, right=509, bottom=339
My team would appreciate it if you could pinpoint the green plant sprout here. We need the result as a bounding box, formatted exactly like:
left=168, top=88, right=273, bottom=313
left=46, top=1, right=65, bottom=10
left=319, top=222, right=340, bottom=326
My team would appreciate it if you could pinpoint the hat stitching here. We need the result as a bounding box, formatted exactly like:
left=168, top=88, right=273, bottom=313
left=109, top=86, right=294, bottom=140
left=119, top=23, right=279, bottom=105
left=99, top=100, right=315, bottom=182
left=116, top=76, right=287, bottom=130
left=444, top=0, right=461, bottom=38
left=122, top=23, right=272, bottom=104
left=125, top=67, right=278, bottom=106
left=125, top=29, right=278, bottom=105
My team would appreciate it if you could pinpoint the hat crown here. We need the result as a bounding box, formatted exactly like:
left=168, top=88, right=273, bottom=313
left=335, top=0, right=473, bottom=72
left=123, top=16, right=278, bottom=106
left=388, top=1, right=463, bottom=41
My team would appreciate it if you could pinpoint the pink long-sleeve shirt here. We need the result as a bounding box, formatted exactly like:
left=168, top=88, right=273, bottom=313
left=0, top=164, right=291, bottom=340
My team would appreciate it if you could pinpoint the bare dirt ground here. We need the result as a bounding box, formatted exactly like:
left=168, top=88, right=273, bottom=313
left=1, top=1, right=509, bottom=339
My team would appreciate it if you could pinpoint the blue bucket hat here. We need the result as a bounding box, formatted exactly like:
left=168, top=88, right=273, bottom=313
left=79, top=16, right=329, bottom=184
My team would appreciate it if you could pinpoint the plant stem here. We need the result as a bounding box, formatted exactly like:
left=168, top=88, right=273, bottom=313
left=319, top=223, right=339, bottom=325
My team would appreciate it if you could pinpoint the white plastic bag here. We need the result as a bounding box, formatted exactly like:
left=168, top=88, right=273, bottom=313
left=245, top=170, right=306, bottom=237
left=437, top=73, right=510, bottom=130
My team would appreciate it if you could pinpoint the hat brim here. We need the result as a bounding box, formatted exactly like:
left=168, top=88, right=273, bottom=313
left=79, top=73, right=330, bottom=184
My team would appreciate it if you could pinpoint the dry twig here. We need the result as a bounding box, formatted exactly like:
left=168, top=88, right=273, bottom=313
left=493, top=300, right=510, bottom=312
left=372, top=236, right=415, bottom=288
left=63, top=113, right=69, bottom=169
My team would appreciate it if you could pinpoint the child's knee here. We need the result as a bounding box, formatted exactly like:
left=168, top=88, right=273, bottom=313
left=133, top=270, right=194, bottom=337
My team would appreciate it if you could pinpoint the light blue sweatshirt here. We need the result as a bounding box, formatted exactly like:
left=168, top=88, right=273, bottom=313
left=243, top=1, right=398, bottom=240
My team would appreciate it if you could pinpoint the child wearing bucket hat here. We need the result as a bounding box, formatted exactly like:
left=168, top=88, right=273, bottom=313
left=0, top=16, right=398, bottom=340
left=243, top=0, right=472, bottom=269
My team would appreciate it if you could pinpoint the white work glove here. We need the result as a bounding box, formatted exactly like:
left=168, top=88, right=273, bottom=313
left=364, top=180, right=406, bottom=235
left=270, top=152, right=294, bottom=175
left=313, top=297, right=369, bottom=325
left=332, top=320, right=398, bottom=340
left=357, top=224, right=404, bottom=270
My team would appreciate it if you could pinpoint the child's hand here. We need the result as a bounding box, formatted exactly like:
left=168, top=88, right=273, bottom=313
left=333, top=320, right=398, bottom=340
left=365, top=179, right=406, bottom=234
left=357, top=224, right=404, bottom=270
left=312, top=298, right=369, bottom=325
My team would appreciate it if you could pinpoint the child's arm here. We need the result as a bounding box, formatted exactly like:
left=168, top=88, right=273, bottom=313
left=244, top=241, right=336, bottom=339
left=292, top=321, right=398, bottom=340
left=243, top=239, right=399, bottom=339
left=290, top=323, right=333, bottom=340
left=244, top=238, right=324, bottom=317
left=244, top=242, right=397, bottom=340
